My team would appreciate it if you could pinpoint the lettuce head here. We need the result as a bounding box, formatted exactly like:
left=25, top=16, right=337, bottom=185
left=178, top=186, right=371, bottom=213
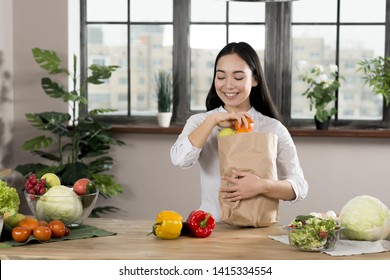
left=339, top=195, right=390, bottom=241
left=36, top=185, right=83, bottom=225
left=0, top=179, right=20, bottom=215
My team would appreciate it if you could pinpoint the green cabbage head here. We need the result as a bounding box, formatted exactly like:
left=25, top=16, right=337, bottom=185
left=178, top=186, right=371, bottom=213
left=339, top=195, right=390, bottom=241
left=36, top=185, right=83, bottom=225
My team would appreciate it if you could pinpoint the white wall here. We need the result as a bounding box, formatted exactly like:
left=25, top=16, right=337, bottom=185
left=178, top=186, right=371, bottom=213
left=4, top=0, right=390, bottom=225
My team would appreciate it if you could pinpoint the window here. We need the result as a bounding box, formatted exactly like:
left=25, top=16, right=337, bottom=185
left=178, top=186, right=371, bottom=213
left=80, top=0, right=390, bottom=129
left=290, top=0, right=389, bottom=128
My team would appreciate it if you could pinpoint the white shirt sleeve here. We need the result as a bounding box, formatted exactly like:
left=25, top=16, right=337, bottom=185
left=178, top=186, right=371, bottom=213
left=274, top=123, right=309, bottom=203
left=170, top=114, right=204, bottom=169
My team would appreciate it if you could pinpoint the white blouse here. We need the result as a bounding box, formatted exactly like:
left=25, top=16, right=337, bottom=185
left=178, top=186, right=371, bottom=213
left=170, top=106, right=309, bottom=222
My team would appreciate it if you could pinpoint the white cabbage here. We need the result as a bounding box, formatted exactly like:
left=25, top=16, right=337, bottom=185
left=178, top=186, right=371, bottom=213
left=339, top=195, right=390, bottom=241
left=36, top=185, right=83, bottom=225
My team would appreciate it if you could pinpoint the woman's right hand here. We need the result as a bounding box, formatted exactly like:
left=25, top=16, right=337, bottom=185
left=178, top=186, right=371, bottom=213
left=208, top=111, right=253, bottom=129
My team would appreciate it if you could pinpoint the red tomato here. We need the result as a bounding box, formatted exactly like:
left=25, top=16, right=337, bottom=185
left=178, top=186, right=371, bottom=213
left=235, top=116, right=254, bottom=133
left=38, top=220, right=49, bottom=227
left=73, top=178, right=91, bottom=195
left=64, top=227, right=70, bottom=236
left=12, top=226, right=31, bottom=243
left=33, top=226, right=52, bottom=242
left=49, top=220, right=66, bottom=238
left=18, top=217, right=39, bottom=232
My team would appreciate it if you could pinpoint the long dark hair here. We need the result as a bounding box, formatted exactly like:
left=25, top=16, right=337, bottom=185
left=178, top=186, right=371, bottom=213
left=205, top=42, right=281, bottom=121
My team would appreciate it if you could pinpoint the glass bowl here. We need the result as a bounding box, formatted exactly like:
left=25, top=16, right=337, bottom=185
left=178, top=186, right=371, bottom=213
left=285, top=226, right=343, bottom=252
left=24, top=189, right=99, bottom=228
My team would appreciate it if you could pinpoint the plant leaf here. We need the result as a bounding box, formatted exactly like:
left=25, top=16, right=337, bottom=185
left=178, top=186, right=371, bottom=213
left=90, top=206, right=120, bottom=218
left=59, top=162, right=90, bottom=186
left=87, top=64, right=119, bottom=84
left=91, top=173, right=123, bottom=198
left=21, top=135, right=53, bottom=150
left=32, top=48, right=67, bottom=74
left=41, top=77, right=68, bottom=98
left=15, top=163, right=50, bottom=176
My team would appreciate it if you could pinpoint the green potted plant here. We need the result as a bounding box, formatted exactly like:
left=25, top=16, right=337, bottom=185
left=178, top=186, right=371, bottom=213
left=299, top=63, right=342, bottom=130
left=155, top=70, right=173, bottom=127
left=15, top=48, right=125, bottom=211
left=357, top=56, right=390, bottom=107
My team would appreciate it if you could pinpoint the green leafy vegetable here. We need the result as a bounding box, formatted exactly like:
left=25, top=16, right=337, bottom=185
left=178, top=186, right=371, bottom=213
left=0, top=179, right=20, bottom=215
left=287, top=216, right=340, bottom=251
left=35, top=185, right=83, bottom=225
left=339, top=195, right=390, bottom=241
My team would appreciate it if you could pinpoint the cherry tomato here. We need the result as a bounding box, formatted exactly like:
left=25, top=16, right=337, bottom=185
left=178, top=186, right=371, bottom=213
left=33, top=226, right=52, bottom=242
left=38, top=220, right=49, bottom=227
left=18, top=217, right=39, bottom=232
left=235, top=116, right=254, bottom=133
left=64, top=227, right=70, bottom=236
left=12, top=226, right=31, bottom=243
left=49, top=220, right=66, bottom=238
left=73, top=178, right=91, bottom=195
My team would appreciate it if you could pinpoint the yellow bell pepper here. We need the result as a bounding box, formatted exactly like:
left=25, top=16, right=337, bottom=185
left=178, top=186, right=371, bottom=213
left=149, top=210, right=183, bottom=240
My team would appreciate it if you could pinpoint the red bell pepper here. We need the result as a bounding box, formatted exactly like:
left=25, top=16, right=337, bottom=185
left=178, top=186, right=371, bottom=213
left=186, top=210, right=216, bottom=238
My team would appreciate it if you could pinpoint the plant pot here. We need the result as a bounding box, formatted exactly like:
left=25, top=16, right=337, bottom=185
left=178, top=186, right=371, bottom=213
left=157, top=112, right=172, bottom=127
left=315, top=117, right=331, bottom=130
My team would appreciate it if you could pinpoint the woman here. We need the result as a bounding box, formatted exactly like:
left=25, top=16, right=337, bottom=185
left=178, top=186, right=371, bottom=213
left=170, top=42, right=308, bottom=222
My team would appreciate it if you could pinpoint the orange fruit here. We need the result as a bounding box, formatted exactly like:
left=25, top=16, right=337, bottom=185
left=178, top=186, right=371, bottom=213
left=235, top=116, right=254, bottom=133
left=18, top=217, right=39, bottom=232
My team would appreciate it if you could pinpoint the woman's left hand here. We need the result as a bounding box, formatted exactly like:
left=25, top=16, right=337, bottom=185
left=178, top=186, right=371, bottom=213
left=220, top=170, right=269, bottom=202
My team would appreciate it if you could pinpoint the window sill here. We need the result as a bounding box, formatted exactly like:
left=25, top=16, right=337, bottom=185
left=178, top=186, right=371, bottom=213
left=111, top=125, right=390, bottom=138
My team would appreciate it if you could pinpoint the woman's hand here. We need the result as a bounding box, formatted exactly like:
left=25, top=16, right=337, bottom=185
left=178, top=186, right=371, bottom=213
left=208, top=111, right=253, bottom=129
left=220, top=170, right=269, bottom=202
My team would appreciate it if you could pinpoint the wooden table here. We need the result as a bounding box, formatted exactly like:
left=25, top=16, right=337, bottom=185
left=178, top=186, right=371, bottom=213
left=0, top=218, right=389, bottom=260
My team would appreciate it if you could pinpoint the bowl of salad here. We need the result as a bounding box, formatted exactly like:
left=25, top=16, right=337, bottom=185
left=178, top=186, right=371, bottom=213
left=285, top=215, right=342, bottom=252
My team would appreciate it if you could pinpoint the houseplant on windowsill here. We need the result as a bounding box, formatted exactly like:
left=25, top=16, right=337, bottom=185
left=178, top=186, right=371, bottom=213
left=299, top=62, right=342, bottom=130
left=357, top=56, right=390, bottom=108
left=15, top=48, right=125, bottom=216
left=155, top=70, right=173, bottom=127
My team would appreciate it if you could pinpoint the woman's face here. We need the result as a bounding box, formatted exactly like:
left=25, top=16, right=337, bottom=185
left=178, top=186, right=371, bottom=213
left=214, top=53, right=257, bottom=112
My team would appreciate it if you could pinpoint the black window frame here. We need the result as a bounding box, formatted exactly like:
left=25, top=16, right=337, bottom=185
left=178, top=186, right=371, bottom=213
left=80, top=0, right=390, bottom=129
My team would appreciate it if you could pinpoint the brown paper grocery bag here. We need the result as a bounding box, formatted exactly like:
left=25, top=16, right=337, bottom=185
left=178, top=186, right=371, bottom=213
left=218, top=132, right=279, bottom=227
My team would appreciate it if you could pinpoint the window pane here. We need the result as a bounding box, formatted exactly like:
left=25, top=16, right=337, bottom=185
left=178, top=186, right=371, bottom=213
left=191, top=0, right=226, bottom=22
left=130, top=25, right=173, bottom=115
left=340, top=0, right=386, bottom=23
left=131, top=0, right=173, bottom=22
left=338, top=26, right=385, bottom=120
left=229, top=26, right=264, bottom=47
left=229, top=2, right=265, bottom=22
left=87, top=0, right=127, bottom=22
left=229, top=25, right=265, bottom=63
left=291, top=26, right=337, bottom=119
left=293, top=0, right=337, bottom=23
left=87, top=25, right=128, bottom=115
left=190, top=25, right=226, bottom=111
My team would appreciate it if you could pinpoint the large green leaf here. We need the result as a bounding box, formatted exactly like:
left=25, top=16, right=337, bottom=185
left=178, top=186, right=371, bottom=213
left=21, top=135, right=53, bottom=150
left=87, top=156, right=113, bottom=173
left=87, top=64, right=119, bottom=84
left=31, top=150, right=61, bottom=162
left=91, top=173, right=123, bottom=198
left=32, top=48, right=67, bottom=74
left=14, top=163, right=50, bottom=176
left=59, top=162, right=90, bottom=186
left=41, top=77, right=68, bottom=98
left=37, top=112, right=71, bottom=136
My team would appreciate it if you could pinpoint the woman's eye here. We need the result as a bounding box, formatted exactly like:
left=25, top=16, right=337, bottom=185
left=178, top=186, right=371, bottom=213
left=216, top=76, right=225, bottom=80
left=235, top=77, right=244, bottom=81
